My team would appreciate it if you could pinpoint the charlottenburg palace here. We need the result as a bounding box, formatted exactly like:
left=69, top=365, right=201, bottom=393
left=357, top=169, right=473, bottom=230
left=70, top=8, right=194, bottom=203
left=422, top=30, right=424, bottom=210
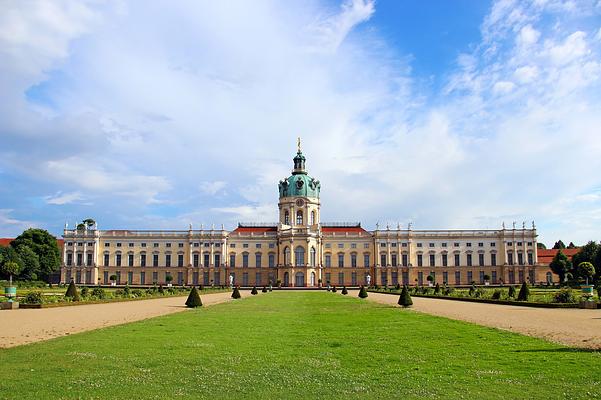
left=60, top=143, right=547, bottom=288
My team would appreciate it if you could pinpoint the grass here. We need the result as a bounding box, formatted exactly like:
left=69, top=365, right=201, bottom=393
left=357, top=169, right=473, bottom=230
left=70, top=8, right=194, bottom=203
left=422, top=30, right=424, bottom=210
left=0, top=292, right=600, bottom=399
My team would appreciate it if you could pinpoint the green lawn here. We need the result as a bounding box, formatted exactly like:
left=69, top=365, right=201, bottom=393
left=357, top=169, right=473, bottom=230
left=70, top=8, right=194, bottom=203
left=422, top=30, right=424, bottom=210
left=0, top=292, right=599, bottom=399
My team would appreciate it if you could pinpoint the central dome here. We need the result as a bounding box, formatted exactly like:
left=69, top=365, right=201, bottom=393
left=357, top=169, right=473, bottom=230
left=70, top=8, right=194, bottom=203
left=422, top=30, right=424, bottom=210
left=278, top=146, right=320, bottom=198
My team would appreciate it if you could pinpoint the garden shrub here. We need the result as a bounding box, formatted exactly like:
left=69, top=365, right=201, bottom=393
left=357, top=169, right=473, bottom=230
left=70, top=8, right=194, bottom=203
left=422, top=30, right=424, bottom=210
left=261, top=286, right=268, bottom=293
left=91, top=287, right=105, bottom=299
left=398, top=285, right=413, bottom=307
left=131, top=289, right=144, bottom=297
left=517, top=282, right=529, bottom=301
left=167, top=287, right=176, bottom=295
left=332, top=286, right=337, bottom=293
left=443, top=286, right=454, bottom=296
left=115, top=289, right=125, bottom=297
left=185, top=287, right=203, bottom=308
left=468, top=284, right=476, bottom=297
left=23, top=291, right=44, bottom=304
left=158, top=285, right=165, bottom=294
left=341, top=286, right=348, bottom=295
left=80, top=287, right=89, bottom=297
left=124, top=285, right=131, bottom=296
left=232, top=286, right=241, bottom=299
left=434, top=283, right=441, bottom=294
left=491, top=289, right=503, bottom=300
left=374, top=285, right=380, bottom=290
left=508, top=285, right=516, bottom=298
left=65, top=281, right=80, bottom=301
left=358, top=285, right=368, bottom=298
left=395, top=283, right=401, bottom=290
left=553, top=288, right=576, bottom=303
left=251, top=286, right=258, bottom=295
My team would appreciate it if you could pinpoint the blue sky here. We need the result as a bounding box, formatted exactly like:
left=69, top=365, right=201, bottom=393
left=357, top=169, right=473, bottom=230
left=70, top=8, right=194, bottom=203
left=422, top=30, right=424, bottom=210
left=1, top=0, right=601, bottom=246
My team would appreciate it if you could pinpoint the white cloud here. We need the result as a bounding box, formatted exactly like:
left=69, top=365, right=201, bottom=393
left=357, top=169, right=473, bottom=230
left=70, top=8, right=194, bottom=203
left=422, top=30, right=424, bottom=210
left=514, top=65, right=539, bottom=82
left=493, top=80, right=516, bottom=94
left=200, top=181, right=227, bottom=196
left=0, top=209, right=36, bottom=237
left=517, top=24, right=541, bottom=47
left=44, top=191, right=84, bottom=205
left=546, top=31, right=589, bottom=65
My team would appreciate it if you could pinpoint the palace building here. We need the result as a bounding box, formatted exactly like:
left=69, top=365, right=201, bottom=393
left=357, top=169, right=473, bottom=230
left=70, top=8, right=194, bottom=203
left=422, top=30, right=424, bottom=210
left=60, top=143, right=547, bottom=287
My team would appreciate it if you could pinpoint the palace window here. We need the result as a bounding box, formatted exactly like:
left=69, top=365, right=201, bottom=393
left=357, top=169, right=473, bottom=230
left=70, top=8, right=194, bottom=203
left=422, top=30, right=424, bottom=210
left=442, top=253, right=448, bottom=267
left=284, top=210, right=290, bottom=225
left=256, top=253, right=262, bottom=268
left=479, top=253, right=484, bottom=267
left=153, top=243, right=159, bottom=248
left=116, top=253, right=121, bottom=267
left=442, top=243, right=447, bottom=248
left=166, top=243, right=171, bottom=248
left=467, top=271, right=473, bottom=283
left=204, top=253, right=210, bottom=267
left=129, top=243, right=134, bottom=247
left=507, top=252, right=514, bottom=265
left=104, top=243, right=110, bottom=247
left=269, top=243, right=275, bottom=249
left=310, top=247, right=316, bottom=267
left=338, top=243, right=344, bottom=249
left=517, top=252, right=524, bottom=265
left=86, top=253, right=93, bottom=266
left=256, top=243, right=262, bottom=249
left=364, top=254, right=370, bottom=268
left=337, top=253, right=344, bottom=268
left=243, top=243, right=249, bottom=248
left=490, top=242, right=496, bottom=247
left=153, top=254, right=159, bottom=267
left=429, top=243, right=435, bottom=248
left=230, top=244, right=236, bottom=248
left=416, top=243, right=422, bottom=248
left=351, top=253, right=357, bottom=268
left=310, top=211, right=315, bottom=225
left=178, top=243, right=184, bottom=248
left=296, top=210, right=303, bottom=225
left=454, top=254, right=460, bottom=267
left=193, top=254, right=199, bottom=267
left=165, top=254, right=171, bottom=267
left=269, top=253, right=275, bottom=268
left=402, top=254, right=408, bottom=267
left=128, top=254, right=134, bottom=267
left=454, top=242, right=460, bottom=247
left=295, top=247, right=305, bottom=266
left=466, top=243, right=472, bottom=247
left=528, top=252, right=533, bottom=265
left=466, top=254, right=472, bottom=267
left=364, top=243, right=370, bottom=249
left=242, top=253, right=249, bottom=268
left=103, top=254, right=109, bottom=267
left=429, top=254, right=435, bottom=267
left=178, top=254, right=184, bottom=267
left=417, top=254, right=423, bottom=267
left=491, top=253, right=497, bottom=266
left=230, top=254, right=236, bottom=268
left=141, top=243, right=147, bottom=247
left=214, top=254, right=221, bottom=267
left=380, top=254, right=387, bottom=266
left=325, top=254, right=331, bottom=268
left=391, top=254, right=397, bottom=267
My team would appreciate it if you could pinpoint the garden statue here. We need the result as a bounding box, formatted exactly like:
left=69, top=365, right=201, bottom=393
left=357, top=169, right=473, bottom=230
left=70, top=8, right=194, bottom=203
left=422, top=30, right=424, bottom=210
left=366, top=274, right=371, bottom=287
left=229, top=274, right=234, bottom=288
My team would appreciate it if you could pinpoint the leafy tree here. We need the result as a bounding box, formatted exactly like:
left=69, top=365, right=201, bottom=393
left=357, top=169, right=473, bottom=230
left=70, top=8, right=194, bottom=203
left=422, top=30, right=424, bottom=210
left=552, top=240, right=566, bottom=249
left=109, top=274, right=117, bottom=282
left=576, top=262, right=595, bottom=284
left=341, top=286, right=348, bottom=295
left=517, top=282, right=529, bottom=301
left=537, top=242, right=547, bottom=249
left=358, top=285, right=368, bottom=298
left=567, top=242, right=577, bottom=249
left=231, top=286, right=241, bottom=299
left=11, top=228, right=61, bottom=281
left=398, top=285, right=413, bottom=307
left=571, top=241, right=598, bottom=273
left=251, top=286, right=258, bottom=295
left=165, top=274, right=173, bottom=284
left=185, top=287, right=203, bottom=308
left=91, top=287, right=106, bottom=299
left=15, top=245, right=40, bottom=281
left=508, top=285, right=516, bottom=298
left=1, top=261, right=22, bottom=285
left=426, top=274, right=434, bottom=283
left=549, top=250, right=571, bottom=283
left=65, top=281, right=80, bottom=301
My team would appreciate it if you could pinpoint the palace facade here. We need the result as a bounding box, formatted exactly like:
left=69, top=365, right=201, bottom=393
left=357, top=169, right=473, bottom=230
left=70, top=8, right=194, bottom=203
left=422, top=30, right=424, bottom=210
left=60, top=145, right=547, bottom=287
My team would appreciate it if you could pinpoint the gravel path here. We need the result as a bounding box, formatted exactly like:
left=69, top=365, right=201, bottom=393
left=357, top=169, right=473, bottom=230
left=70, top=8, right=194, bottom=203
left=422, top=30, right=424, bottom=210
left=359, top=291, right=601, bottom=349
left=0, top=291, right=234, bottom=348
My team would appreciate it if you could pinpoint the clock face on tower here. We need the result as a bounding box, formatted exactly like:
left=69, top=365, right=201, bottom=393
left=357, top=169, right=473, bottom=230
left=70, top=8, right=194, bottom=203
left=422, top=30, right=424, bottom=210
left=295, top=199, right=305, bottom=207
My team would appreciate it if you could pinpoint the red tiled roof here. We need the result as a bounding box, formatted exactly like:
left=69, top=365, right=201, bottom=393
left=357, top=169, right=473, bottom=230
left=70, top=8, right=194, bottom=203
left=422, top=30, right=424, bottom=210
left=321, top=226, right=367, bottom=234
left=537, top=248, right=580, bottom=264
left=231, top=227, right=277, bottom=234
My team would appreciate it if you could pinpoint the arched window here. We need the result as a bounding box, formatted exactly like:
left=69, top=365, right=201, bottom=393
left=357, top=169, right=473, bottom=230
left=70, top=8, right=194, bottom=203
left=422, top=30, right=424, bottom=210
left=296, top=210, right=303, bottom=225
left=284, top=247, right=291, bottom=265
left=295, top=246, right=305, bottom=266
left=284, top=210, right=290, bottom=225
left=310, top=247, right=316, bottom=266
left=310, top=211, right=315, bottom=225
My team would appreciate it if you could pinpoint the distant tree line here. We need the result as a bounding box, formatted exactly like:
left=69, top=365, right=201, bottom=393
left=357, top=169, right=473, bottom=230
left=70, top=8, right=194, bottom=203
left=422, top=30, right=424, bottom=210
left=0, top=228, right=61, bottom=282
left=549, top=241, right=600, bottom=287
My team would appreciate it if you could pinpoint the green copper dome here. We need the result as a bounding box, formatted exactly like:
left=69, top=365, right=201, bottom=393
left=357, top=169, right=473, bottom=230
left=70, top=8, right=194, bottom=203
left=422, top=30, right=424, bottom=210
left=278, top=148, right=320, bottom=198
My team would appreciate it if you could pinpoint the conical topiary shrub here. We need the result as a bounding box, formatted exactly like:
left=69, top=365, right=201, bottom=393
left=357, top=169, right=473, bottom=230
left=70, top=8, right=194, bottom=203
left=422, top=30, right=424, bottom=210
left=261, top=286, right=267, bottom=293
left=332, top=286, right=337, bottom=293
left=508, top=285, right=516, bottom=298
left=185, top=287, right=203, bottom=308
left=232, top=286, right=241, bottom=299
left=65, top=281, right=80, bottom=301
left=517, top=281, right=530, bottom=301
left=358, top=285, right=368, bottom=298
left=341, top=286, right=348, bottom=295
left=251, top=286, right=258, bottom=295
left=398, top=285, right=413, bottom=307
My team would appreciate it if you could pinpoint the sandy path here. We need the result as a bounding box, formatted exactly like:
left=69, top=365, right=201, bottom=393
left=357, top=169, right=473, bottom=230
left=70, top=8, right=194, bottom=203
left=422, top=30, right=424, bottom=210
left=0, top=291, right=234, bottom=348
left=358, top=291, right=601, bottom=349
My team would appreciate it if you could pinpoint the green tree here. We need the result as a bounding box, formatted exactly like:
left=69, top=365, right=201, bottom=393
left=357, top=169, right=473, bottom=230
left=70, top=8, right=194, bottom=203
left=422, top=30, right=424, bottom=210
left=517, top=282, right=529, bottom=301
left=567, top=242, right=577, bottom=249
left=11, top=228, right=61, bottom=281
left=537, top=242, right=547, bottom=249
left=15, top=245, right=40, bottom=281
left=398, top=285, right=413, bottom=307
left=1, top=261, right=22, bottom=285
left=185, top=287, right=202, bottom=308
left=358, top=285, right=368, bottom=298
left=576, top=262, right=595, bottom=284
left=549, top=249, right=572, bottom=283
left=0, top=246, right=24, bottom=280
left=552, top=240, right=566, bottom=249
left=571, top=241, right=598, bottom=273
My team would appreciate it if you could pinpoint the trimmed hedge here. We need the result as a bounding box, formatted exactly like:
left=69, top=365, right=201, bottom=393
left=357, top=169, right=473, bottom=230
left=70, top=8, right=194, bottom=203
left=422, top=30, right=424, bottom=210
left=185, top=287, right=203, bottom=308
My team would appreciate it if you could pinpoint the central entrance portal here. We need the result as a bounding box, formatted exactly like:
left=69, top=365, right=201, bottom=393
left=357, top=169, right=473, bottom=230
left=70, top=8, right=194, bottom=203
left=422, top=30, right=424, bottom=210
left=295, top=272, right=305, bottom=287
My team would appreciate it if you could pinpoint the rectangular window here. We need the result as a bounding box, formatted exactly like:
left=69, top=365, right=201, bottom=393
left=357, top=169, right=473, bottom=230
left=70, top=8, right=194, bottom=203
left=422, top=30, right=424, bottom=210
left=454, top=242, right=460, bottom=247
left=492, top=271, right=497, bottom=284
left=442, top=253, right=448, bottom=267
left=417, top=272, right=423, bottom=286
left=338, top=254, right=344, bottom=268
left=256, top=243, right=261, bottom=249
left=479, top=271, right=485, bottom=284
left=153, top=243, right=159, bottom=248
left=77, top=253, right=83, bottom=266
left=116, top=254, right=121, bottom=267
left=256, top=253, right=262, bottom=268
left=338, top=243, right=344, bottom=249
left=178, top=243, right=184, bottom=248
left=351, top=272, right=357, bottom=286
left=491, top=242, right=496, bottom=247
left=466, top=243, right=472, bottom=247
left=242, top=253, right=249, bottom=268
left=478, top=253, right=484, bottom=267
left=443, top=271, right=448, bottom=285
left=256, top=272, right=262, bottom=286
left=507, top=252, right=514, bottom=265
left=243, top=243, right=249, bottom=248
left=166, top=243, right=171, bottom=248
left=214, top=254, right=220, bottom=267
left=128, top=271, right=133, bottom=285
left=417, top=243, right=422, bottom=248
left=429, top=243, right=435, bottom=248
left=153, top=254, right=159, bottom=267
left=429, top=254, right=435, bottom=267
left=325, top=255, right=331, bottom=268
left=519, top=270, right=524, bottom=283
left=380, top=254, right=386, bottom=266
left=391, top=254, right=397, bottom=267
left=402, top=271, right=409, bottom=285
left=178, top=254, right=184, bottom=267
left=203, top=254, right=210, bottom=267
left=128, top=254, right=134, bottom=267
left=491, top=253, right=497, bottom=266
left=129, top=243, right=134, bottom=247
left=351, top=243, right=357, bottom=248
left=338, top=272, right=344, bottom=285
left=268, top=254, right=275, bottom=268
left=364, top=243, right=370, bottom=249
left=527, top=253, right=533, bottom=265
left=103, top=254, right=109, bottom=267
left=402, top=254, right=408, bottom=267
left=391, top=271, right=398, bottom=285
left=380, top=243, right=386, bottom=248
left=67, top=253, right=73, bottom=266
left=193, top=243, right=199, bottom=248
left=455, top=271, right=461, bottom=285
left=269, top=243, right=275, bottom=249
left=364, top=254, right=370, bottom=267
left=140, top=271, right=146, bottom=285
left=165, top=254, right=171, bottom=267
left=381, top=271, right=387, bottom=285
left=86, top=253, right=93, bottom=266
left=454, top=254, right=460, bottom=267
left=518, top=253, right=524, bottom=265
left=351, top=254, right=357, bottom=268
left=478, top=242, right=484, bottom=247
left=152, top=271, right=158, bottom=284
left=178, top=271, right=184, bottom=285
left=140, top=254, right=146, bottom=267
left=325, top=273, right=331, bottom=284
left=466, top=254, right=472, bottom=267
left=193, top=254, right=199, bottom=267
left=442, top=243, right=447, bottom=248
left=103, top=271, right=109, bottom=284
left=417, top=254, right=423, bottom=267
left=467, top=270, right=473, bottom=283
left=104, top=243, right=109, bottom=247
left=230, top=254, right=236, bottom=268
left=116, top=243, right=122, bottom=247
